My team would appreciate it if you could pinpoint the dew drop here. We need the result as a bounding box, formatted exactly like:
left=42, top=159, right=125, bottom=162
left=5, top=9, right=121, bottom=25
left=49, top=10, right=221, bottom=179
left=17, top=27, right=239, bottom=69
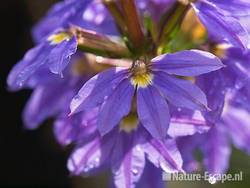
left=136, top=145, right=142, bottom=152
left=83, top=166, right=89, bottom=172
left=95, top=157, right=100, bottom=164
left=132, top=168, right=139, bottom=175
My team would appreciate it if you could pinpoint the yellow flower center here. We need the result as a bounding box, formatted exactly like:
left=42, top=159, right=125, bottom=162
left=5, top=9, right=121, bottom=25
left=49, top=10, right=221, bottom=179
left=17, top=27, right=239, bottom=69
left=119, top=113, right=139, bottom=133
left=130, top=58, right=153, bottom=88
left=131, top=73, right=154, bottom=88
left=48, top=32, right=71, bottom=45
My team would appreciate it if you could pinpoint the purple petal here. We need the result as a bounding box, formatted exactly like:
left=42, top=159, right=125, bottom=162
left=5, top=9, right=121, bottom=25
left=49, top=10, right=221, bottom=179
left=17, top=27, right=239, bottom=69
left=67, top=133, right=115, bottom=175
left=97, top=79, right=135, bottom=136
left=7, top=36, right=77, bottom=91
left=168, top=110, right=210, bottom=137
left=32, top=0, right=91, bottom=42
left=22, top=84, right=71, bottom=129
left=201, top=126, right=231, bottom=175
left=209, top=0, right=250, bottom=17
left=70, top=68, right=127, bottom=114
left=137, top=85, right=170, bottom=139
left=196, top=71, right=226, bottom=124
left=48, top=36, right=77, bottom=74
left=137, top=162, right=164, bottom=188
left=54, top=109, right=98, bottom=146
left=112, top=132, right=145, bottom=188
left=144, top=138, right=183, bottom=173
left=193, top=2, right=249, bottom=50
left=151, top=50, right=224, bottom=76
left=177, top=136, right=201, bottom=172
left=7, top=44, right=51, bottom=91
left=154, top=71, right=208, bottom=111
left=223, top=106, right=250, bottom=154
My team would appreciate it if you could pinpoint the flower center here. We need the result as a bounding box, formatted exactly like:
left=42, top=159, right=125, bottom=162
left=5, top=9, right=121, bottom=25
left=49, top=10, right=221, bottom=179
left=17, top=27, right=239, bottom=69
left=48, top=32, right=71, bottom=45
left=119, top=113, right=139, bottom=133
left=130, top=59, right=153, bottom=88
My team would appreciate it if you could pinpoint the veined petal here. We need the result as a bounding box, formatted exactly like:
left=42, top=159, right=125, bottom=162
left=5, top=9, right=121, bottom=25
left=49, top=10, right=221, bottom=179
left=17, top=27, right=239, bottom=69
left=154, top=71, right=208, bottom=111
left=54, top=109, right=97, bottom=146
left=32, top=0, right=91, bottom=42
left=196, top=71, right=226, bottom=124
left=151, top=50, right=224, bottom=76
left=168, top=110, right=210, bottom=138
left=7, top=44, right=51, bottom=91
left=97, top=79, right=135, bottom=136
left=22, top=84, right=70, bottom=129
left=201, top=126, right=231, bottom=175
left=192, top=2, right=249, bottom=50
left=209, top=0, right=250, bottom=17
left=137, top=85, right=170, bottom=139
left=67, top=134, right=115, bottom=175
left=48, top=36, right=77, bottom=74
left=70, top=68, right=127, bottom=114
left=137, top=162, right=164, bottom=188
left=112, top=132, right=145, bottom=188
left=223, top=106, right=250, bottom=154
left=144, top=138, right=183, bottom=173
left=7, top=35, right=77, bottom=91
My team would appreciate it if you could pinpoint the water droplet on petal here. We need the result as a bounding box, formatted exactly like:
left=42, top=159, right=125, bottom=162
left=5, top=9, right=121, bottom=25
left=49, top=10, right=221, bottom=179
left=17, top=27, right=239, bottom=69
left=132, top=168, right=138, bottom=175
left=83, top=166, right=89, bottom=172
left=136, top=145, right=142, bottom=152
left=95, top=157, right=100, bottom=164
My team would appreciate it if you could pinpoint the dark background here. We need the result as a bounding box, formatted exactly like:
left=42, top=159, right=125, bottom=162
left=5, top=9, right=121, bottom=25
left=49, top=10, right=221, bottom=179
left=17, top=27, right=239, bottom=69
left=0, top=0, right=107, bottom=187
left=1, top=1, right=250, bottom=188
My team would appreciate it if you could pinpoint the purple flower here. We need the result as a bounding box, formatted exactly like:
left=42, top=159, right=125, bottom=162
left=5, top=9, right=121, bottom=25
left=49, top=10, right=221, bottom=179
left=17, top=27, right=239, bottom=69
left=33, top=0, right=117, bottom=42
left=192, top=0, right=250, bottom=50
left=54, top=101, right=209, bottom=187
left=22, top=69, right=85, bottom=130
left=178, top=73, right=250, bottom=176
left=66, top=107, right=209, bottom=188
left=70, top=49, right=223, bottom=139
left=7, top=31, right=77, bottom=91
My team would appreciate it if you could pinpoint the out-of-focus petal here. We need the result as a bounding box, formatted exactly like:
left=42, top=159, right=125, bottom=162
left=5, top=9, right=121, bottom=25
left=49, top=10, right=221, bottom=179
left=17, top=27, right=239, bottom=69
left=192, top=2, right=249, bottom=50
left=168, top=110, right=210, bottom=137
left=67, top=134, right=115, bottom=176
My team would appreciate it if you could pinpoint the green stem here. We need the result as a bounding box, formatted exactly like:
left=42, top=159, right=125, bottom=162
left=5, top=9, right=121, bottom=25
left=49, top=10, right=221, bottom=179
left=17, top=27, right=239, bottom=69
left=70, top=26, right=130, bottom=58
left=157, top=2, right=190, bottom=52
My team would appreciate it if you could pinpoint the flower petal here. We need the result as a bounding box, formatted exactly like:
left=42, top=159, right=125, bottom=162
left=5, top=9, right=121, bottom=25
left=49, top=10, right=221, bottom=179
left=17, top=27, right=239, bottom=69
left=67, top=133, right=115, bottom=176
left=97, top=79, right=135, bottom=136
left=70, top=68, right=127, bottom=114
left=192, top=2, right=249, bottom=50
left=137, top=85, right=170, bottom=139
left=223, top=106, right=250, bottom=154
left=22, top=84, right=70, bottom=129
left=168, top=110, right=210, bottom=138
left=201, top=126, right=231, bottom=175
left=137, top=162, right=164, bottom=188
left=112, top=132, right=145, bottom=188
left=144, top=138, right=183, bottom=173
left=151, top=50, right=224, bottom=76
left=196, top=71, right=226, bottom=124
left=154, top=71, right=208, bottom=111
left=54, top=109, right=98, bottom=146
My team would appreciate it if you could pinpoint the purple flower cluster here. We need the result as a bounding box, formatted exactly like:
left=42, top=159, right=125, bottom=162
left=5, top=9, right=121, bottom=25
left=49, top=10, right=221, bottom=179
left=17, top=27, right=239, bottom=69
left=7, top=0, right=250, bottom=187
